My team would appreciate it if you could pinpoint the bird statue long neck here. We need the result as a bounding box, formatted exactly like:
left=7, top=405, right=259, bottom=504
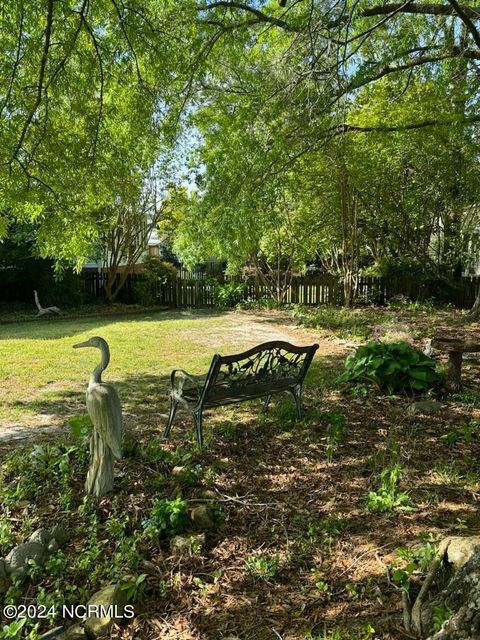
left=34, top=290, right=43, bottom=311
left=90, top=342, right=110, bottom=386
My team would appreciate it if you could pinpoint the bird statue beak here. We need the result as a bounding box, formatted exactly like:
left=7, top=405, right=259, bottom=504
left=73, top=340, right=90, bottom=349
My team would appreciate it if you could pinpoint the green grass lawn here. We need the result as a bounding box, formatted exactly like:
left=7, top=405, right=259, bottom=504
left=0, top=309, right=325, bottom=430
left=0, top=304, right=467, bottom=430
left=0, top=311, right=224, bottom=426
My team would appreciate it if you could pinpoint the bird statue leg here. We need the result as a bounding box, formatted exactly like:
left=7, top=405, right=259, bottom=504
left=85, top=428, right=114, bottom=496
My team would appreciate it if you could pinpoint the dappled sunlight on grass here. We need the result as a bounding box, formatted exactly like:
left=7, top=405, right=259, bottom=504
left=0, top=310, right=327, bottom=429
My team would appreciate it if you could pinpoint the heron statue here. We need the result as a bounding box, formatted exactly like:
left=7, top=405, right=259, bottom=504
left=73, top=336, right=122, bottom=497
left=34, top=290, right=61, bottom=317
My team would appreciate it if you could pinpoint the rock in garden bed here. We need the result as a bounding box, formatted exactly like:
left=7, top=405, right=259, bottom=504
left=170, top=533, right=206, bottom=557
left=189, top=504, right=215, bottom=531
left=1, top=525, right=69, bottom=590
left=408, top=400, right=443, bottom=415
left=83, top=583, right=128, bottom=638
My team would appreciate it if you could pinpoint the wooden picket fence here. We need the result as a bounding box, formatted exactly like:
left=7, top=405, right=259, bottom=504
left=81, top=271, right=480, bottom=309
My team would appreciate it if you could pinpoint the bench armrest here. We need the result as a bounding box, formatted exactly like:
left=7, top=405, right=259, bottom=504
left=171, top=369, right=201, bottom=396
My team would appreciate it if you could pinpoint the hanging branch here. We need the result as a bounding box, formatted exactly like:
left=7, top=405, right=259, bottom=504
left=81, top=16, right=105, bottom=159
left=11, top=0, right=55, bottom=164
left=110, top=0, right=144, bottom=83
left=446, top=0, right=480, bottom=49
left=0, top=3, right=25, bottom=120
left=46, top=0, right=89, bottom=91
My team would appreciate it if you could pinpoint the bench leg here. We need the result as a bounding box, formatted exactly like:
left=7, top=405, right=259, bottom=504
left=263, top=394, right=272, bottom=412
left=163, top=397, right=178, bottom=439
left=193, top=410, right=204, bottom=447
left=291, top=386, right=303, bottom=420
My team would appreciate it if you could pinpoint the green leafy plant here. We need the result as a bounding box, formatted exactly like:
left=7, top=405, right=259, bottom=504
left=450, top=389, right=480, bottom=407
left=365, top=464, right=415, bottom=514
left=441, top=420, right=479, bottom=447
left=338, top=340, right=440, bottom=393
left=141, top=441, right=173, bottom=464
left=440, top=426, right=462, bottom=447
left=0, top=619, right=27, bottom=640
left=142, top=497, right=189, bottom=537
left=294, top=515, right=345, bottom=556
left=69, top=414, right=93, bottom=439
left=311, top=569, right=331, bottom=596
left=105, top=513, right=130, bottom=538
left=121, top=573, right=147, bottom=603
left=432, top=604, right=452, bottom=632
left=0, top=519, right=14, bottom=555
left=244, top=554, right=279, bottom=582
left=322, top=412, right=346, bottom=463
left=392, top=542, right=438, bottom=591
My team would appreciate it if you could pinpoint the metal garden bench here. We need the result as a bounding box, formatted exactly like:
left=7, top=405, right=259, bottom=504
left=163, top=340, right=319, bottom=446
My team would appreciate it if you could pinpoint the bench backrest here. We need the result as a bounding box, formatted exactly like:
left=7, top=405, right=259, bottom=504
left=201, top=341, right=319, bottom=403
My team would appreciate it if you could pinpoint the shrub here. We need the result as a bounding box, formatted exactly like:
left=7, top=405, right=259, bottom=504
left=239, top=296, right=285, bottom=310
left=143, top=256, right=178, bottom=283
left=135, top=257, right=177, bottom=305
left=209, top=278, right=245, bottom=308
left=338, top=340, right=439, bottom=393
left=293, top=306, right=388, bottom=340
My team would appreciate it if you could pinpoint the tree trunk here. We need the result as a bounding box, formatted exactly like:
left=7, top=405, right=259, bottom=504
left=104, top=269, right=117, bottom=304
left=447, top=351, right=463, bottom=391
left=466, top=284, right=480, bottom=320
left=404, top=537, right=480, bottom=639
left=424, top=549, right=480, bottom=639
left=340, top=172, right=359, bottom=308
left=104, top=264, right=135, bottom=303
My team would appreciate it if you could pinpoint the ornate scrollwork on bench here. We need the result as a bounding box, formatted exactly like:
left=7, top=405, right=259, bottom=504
left=218, top=347, right=305, bottom=385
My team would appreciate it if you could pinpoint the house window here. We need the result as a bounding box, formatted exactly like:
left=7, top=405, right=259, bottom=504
left=148, top=245, right=159, bottom=257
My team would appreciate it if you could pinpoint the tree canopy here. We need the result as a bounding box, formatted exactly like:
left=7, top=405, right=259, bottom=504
left=0, top=0, right=197, bottom=264
left=2, top=0, right=480, bottom=284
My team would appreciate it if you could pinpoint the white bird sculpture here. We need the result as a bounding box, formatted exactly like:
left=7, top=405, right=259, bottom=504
left=73, top=336, right=122, bottom=497
left=423, top=338, right=433, bottom=357
left=34, top=290, right=61, bottom=316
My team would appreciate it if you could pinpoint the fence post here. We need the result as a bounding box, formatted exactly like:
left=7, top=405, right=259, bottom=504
left=291, top=277, right=298, bottom=304
left=173, top=277, right=179, bottom=308
left=195, top=280, right=200, bottom=308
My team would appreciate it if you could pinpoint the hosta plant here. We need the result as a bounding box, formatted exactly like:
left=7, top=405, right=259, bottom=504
left=338, top=340, right=439, bottom=394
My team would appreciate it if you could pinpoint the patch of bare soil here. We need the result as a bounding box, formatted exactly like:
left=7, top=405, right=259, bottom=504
left=193, top=311, right=346, bottom=355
